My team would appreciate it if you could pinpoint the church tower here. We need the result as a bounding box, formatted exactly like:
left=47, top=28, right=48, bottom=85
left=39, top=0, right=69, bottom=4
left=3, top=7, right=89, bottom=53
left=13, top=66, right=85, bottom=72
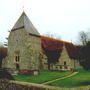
left=3, top=12, right=41, bottom=75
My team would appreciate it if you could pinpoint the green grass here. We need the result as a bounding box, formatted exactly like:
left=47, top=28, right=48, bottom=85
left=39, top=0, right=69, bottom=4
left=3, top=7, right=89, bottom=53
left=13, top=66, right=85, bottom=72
left=14, top=70, right=70, bottom=84
left=48, top=69, right=90, bottom=88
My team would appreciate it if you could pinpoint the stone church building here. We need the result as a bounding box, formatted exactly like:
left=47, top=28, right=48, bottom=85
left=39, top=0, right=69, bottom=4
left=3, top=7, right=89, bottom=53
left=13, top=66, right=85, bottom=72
left=2, top=12, right=80, bottom=75
left=3, top=12, right=41, bottom=75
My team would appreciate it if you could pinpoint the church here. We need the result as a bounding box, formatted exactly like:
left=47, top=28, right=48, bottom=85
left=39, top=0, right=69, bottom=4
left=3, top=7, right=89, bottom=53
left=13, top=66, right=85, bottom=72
left=41, top=36, right=80, bottom=71
left=3, top=12, right=41, bottom=75
left=2, top=12, right=80, bottom=75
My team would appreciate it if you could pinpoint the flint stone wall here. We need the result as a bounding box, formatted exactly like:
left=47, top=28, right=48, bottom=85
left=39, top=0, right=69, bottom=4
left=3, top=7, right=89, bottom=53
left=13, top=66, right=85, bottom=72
left=3, top=28, right=41, bottom=71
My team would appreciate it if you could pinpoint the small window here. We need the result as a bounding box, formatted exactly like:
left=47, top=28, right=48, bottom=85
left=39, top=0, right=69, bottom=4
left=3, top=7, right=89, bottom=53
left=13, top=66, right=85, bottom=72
left=64, top=61, right=66, bottom=65
left=15, top=56, right=17, bottom=62
left=60, top=66, right=62, bottom=69
left=55, top=66, right=58, bottom=70
left=15, top=56, right=20, bottom=62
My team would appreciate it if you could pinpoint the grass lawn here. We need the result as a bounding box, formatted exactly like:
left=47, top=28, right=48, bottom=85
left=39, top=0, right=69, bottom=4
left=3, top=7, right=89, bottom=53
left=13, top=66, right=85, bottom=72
left=48, top=69, right=90, bottom=88
left=14, top=70, right=70, bottom=84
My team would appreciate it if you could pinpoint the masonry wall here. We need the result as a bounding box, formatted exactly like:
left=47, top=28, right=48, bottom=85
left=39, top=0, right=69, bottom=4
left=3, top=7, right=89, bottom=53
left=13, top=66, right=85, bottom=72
left=42, top=46, right=76, bottom=71
left=3, top=29, right=41, bottom=72
left=58, top=46, right=75, bottom=70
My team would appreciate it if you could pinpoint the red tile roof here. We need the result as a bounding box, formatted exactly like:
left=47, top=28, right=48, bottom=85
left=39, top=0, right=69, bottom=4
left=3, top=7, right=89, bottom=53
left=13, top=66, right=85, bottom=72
left=41, top=36, right=63, bottom=51
left=41, top=36, right=78, bottom=59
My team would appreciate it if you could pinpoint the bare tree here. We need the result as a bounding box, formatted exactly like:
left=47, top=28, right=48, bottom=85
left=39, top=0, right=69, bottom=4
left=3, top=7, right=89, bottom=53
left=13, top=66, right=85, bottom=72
left=43, top=32, right=61, bottom=39
left=79, top=31, right=88, bottom=46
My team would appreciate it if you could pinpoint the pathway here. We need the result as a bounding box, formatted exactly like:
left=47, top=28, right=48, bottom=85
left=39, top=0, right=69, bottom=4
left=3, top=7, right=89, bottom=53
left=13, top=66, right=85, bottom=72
left=42, top=72, right=78, bottom=85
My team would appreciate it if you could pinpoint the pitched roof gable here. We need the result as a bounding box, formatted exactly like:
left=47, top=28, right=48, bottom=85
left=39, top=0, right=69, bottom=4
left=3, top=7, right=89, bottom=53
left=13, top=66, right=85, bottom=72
left=59, top=45, right=70, bottom=60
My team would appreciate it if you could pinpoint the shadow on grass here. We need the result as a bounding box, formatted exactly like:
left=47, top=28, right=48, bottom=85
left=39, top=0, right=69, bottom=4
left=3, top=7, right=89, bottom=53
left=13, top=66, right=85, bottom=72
left=78, top=81, right=90, bottom=86
left=48, top=82, right=90, bottom=88
left=65, top=81, right=90, bottom=88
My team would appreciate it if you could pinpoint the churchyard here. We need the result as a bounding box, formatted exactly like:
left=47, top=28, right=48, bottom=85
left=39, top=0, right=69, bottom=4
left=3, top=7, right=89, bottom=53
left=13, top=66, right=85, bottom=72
left=0, top=11, right=90, bottom=89
left=48, top=69, right=90, bottom=88
left=14, top=70, right=71, bottom=84
left=14, top=69, right=90, bottom=88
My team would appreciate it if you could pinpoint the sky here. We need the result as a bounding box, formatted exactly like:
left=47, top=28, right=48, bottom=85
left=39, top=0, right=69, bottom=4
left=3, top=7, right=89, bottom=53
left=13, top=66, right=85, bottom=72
left=0, top=0, right=90, bottom=45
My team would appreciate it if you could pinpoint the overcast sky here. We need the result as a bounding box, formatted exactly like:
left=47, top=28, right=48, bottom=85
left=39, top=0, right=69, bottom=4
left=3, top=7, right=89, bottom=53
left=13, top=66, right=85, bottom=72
left=0, top=0, right=90, bottom=44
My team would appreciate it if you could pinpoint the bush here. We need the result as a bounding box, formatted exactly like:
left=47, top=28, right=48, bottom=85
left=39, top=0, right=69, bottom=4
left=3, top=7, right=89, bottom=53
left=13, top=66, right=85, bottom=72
left=0, top=68, right=14, bottom=80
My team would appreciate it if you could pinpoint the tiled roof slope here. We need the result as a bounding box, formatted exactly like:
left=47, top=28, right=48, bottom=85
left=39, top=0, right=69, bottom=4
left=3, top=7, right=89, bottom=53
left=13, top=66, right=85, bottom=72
left=41, top=36, right=78, bottom=59
left=11, top=12, right=40, bottom=36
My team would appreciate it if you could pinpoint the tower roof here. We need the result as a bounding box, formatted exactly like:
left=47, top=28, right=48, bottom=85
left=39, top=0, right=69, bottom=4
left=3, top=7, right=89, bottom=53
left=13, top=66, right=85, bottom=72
left=11, top=12, right=40, bottom=35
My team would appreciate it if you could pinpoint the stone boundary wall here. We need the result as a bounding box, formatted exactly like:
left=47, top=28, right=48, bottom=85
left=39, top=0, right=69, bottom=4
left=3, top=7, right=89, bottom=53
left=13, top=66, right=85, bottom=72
left=0, top=79, right=90, bottom=90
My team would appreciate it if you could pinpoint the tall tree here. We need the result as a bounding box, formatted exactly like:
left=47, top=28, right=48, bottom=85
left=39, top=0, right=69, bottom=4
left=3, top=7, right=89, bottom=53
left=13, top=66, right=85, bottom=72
left=44, top=50, right=61, bottom=70
left=78, top=31, right=90, bottom=70
left=79, top=41, right=90, bottom=70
